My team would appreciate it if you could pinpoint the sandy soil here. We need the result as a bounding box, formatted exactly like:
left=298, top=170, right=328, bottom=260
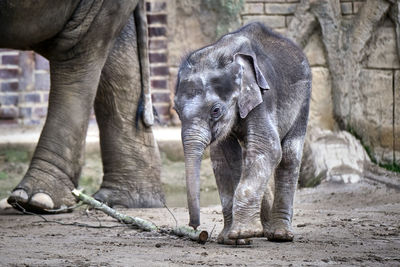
left=1, top=180, right=399, bottom=266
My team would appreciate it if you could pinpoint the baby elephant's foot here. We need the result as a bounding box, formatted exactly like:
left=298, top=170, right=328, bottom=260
left=217, top=228, right=252, bottom=245
left=227, top=220, right=264, bottom=240
left=264, top=219, right=294, bottom=242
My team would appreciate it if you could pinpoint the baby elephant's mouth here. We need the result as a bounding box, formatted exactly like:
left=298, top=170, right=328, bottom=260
left=211, top=125, right=223, bottom=143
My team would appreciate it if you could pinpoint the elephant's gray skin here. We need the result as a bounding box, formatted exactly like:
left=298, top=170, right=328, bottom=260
left=1, top=0, right=164, bottom=212
left=174, top=22, right=311, bottom=245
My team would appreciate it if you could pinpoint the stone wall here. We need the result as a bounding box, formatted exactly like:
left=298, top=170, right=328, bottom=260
left=241, top=0, right=299, bottom=34
left=241, top=0, right=400, bottom=165
left=166, top=0, right=244, bottom=124
left=357, top=19, right=399, bottom=163
left=239, top=0, right=334, bottom=128
left=166, top=0, right=399, bottom=164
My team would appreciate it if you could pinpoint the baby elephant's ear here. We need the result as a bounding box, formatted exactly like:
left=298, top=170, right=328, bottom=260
left=234, top=53, right=270, bottom=118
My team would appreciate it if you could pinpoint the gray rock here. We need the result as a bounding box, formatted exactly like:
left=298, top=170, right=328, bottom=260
left=300, top=128, right=370, bottom=186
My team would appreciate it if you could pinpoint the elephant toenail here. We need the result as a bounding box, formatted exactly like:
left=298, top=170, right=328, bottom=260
left=0, top=198, right=12, bottom=210
left=275, top=229, right=285, bottom=238
left=236, top=239, right=252, bottom=245
left=30, top=193, right=54, bottom=209
left=224, top=239, right=236, bottom=245
left=228, top=232, right=239, bottom=239
left=10, top=189, right=29, bottom=203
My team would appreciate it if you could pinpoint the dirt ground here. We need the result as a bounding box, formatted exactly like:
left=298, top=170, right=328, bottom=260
left=0, top=180, right=399, bottom=266
left=1, top=147, right=400, bottom=266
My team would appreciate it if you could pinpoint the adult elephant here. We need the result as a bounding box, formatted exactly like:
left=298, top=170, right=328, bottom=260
left=0, top=0, right=165, bottom=212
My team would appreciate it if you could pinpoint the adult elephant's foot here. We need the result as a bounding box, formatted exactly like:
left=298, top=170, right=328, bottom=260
left=7, top=168, right=76, bottom=213
left=264, top=219, right=294, bottom=242
left=227, top=219, right=264, bottom=240
left=94, top=185, right=164, bottom=208
left=0, top=197, right=12, bottom=210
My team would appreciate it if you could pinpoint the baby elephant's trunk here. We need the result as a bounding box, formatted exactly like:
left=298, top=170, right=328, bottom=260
left=182, top=126, right=210, bottom=229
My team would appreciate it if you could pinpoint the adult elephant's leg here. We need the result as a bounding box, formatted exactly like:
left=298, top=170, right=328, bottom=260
left=8, top=56, right=105, bottom=212
left=6, top=0, right=138, bottom=213
left=93, top=16, right=164, bottom=208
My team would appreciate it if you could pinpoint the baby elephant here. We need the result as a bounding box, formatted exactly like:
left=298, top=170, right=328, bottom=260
left=174, top=22, right=311, bottom=245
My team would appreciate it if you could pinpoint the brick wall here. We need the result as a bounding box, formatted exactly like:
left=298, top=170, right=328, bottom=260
left=0, top=50, right=49, bottom=125
left=0, top=0, right=169, bottom=125
left=146, top=0, right=170, bottom=123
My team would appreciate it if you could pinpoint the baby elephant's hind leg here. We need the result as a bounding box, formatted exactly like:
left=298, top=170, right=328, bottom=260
left=260, top=178, right=274, bottom=231
left=265, top=115, right=307, bottom=241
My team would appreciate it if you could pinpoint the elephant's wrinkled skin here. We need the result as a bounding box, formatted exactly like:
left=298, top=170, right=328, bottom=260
left=0, top=0, right=164, bottom=212
left=174, top=23, right=311, bottom=245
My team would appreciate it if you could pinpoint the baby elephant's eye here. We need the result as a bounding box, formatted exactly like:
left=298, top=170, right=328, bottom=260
left=211, top=104, right=222, bottom=119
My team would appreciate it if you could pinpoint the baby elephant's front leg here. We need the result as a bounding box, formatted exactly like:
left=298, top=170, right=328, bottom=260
left=228, top=135, right=281, bottom=241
